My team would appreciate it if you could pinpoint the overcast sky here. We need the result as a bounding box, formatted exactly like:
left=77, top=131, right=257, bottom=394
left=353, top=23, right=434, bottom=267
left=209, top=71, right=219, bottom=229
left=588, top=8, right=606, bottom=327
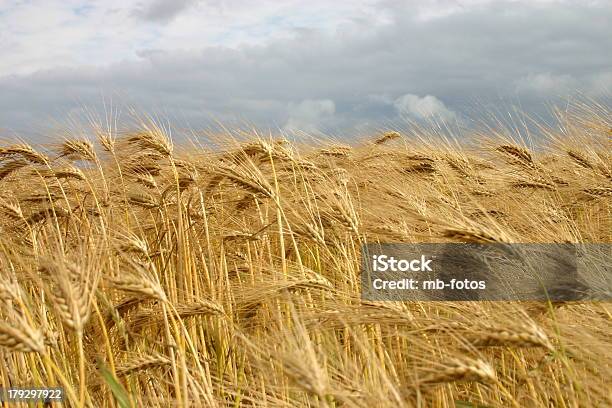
left=0, top=0, right=610, bottom=138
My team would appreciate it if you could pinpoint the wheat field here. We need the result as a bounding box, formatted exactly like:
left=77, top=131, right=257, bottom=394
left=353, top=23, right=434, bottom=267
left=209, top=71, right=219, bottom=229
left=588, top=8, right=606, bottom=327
left=0, top=103, right=610, bottom=407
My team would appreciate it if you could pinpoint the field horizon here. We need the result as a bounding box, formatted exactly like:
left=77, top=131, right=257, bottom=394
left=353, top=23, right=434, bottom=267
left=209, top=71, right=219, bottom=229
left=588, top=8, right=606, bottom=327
left=0, top=102, right=610, bottom=407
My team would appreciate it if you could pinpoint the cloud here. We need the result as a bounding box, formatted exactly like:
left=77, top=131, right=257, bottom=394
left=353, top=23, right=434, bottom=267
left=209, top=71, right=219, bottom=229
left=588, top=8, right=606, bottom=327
left=586, top=71, right=612, bottom=97
left=0, top=1, right=610, bottom=136
left=394, top=94, right=458, bottom=122
left=515, top=73, right=578, bottom=95
left=0, top=1, right=382, bottom=76
left=284, top=99, right=336, bottom=133
left=133, top=0, right=201, bottom=23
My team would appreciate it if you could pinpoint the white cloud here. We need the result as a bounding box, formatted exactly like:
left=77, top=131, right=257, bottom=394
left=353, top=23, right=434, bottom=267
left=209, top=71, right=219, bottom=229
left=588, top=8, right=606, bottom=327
left=0, top=0, right=386, bottom=77
left=515, top=71, right=612, bottom=98
left=586, top=72, right=612, bottom=97
left=284, top=99, right=336, bottom=133
left=393, top=94, right=458, bottom=122
left=515, top=73, right=578, bottom=95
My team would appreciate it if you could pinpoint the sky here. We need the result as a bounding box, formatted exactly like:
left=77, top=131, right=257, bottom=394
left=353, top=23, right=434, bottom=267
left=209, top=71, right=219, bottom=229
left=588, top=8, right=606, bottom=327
left=0, top=0, right=610, bottom=138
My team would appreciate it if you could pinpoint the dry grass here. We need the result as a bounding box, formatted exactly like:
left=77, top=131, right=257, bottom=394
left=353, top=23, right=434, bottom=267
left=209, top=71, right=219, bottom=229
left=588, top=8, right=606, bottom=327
left=0, top=103, right=610, bottom=407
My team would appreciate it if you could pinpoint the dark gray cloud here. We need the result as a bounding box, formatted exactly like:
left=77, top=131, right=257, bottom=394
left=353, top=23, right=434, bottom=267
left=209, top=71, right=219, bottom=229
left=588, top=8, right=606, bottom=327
left=1, top=1, right=610, bottom=139
left=134, top=0, right=200, bottom=23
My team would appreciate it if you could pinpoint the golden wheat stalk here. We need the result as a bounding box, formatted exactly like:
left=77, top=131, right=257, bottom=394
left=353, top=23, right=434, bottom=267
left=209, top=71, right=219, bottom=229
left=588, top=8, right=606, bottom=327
left=467, top=323, right=554, bottom=351
left=39, top=260, right=97, bottom=333
left=57, top=139, right=98, bottom=162
left=420, top=358, right=496, bottom=385
left=116, top=353, right=172, bottom=376
left=374, top=131, right=401, bottom=145
left=0, top=144, right=49, bottom=164
left=0, top=321, right=46, bottom=354
left=174, top=299, right=225, bottom=318
left=0, top=158, right=29, bottom=180
left=125, top=131, right=173, bottom=156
